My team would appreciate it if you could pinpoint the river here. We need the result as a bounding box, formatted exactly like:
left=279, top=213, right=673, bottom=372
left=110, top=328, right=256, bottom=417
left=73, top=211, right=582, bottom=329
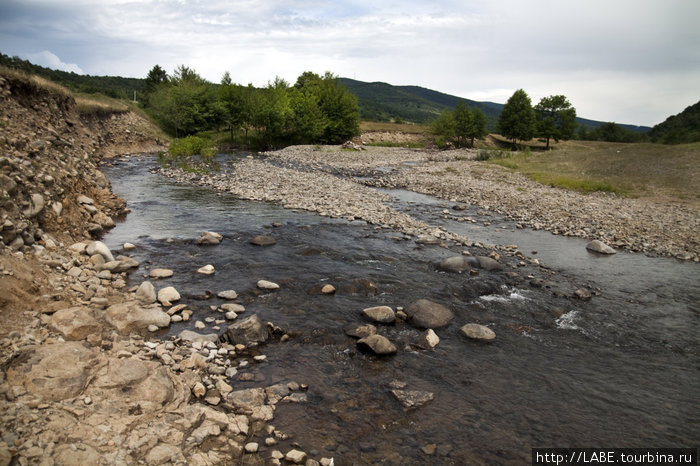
left=101, top=154, right=699, bottom=465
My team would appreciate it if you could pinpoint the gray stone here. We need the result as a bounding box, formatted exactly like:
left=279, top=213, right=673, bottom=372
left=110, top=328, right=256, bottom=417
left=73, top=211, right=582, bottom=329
left=357, top=334, right=397, bottom=355
left=476, top=256, right=502, bottom=271
left=250, top=235, right=276, bottom=246
left=438, top=256, right=470, bottom=273
left=23, top=193, right=45, bottom=218
left=460, top=323, right=496, bottom=341
left=418, top=329, right=440, bottom=348
left=135, top=281, right=157, bottom=304
left=586, top=239, right=616, bottom=255
left=105, top=301, right=171, bottom=333
left=86, top=240, right=114, bottom=262
left=405, top=299, right=454, bottom=329
left=195, top=231, right=223, bottom=245
left=225, top=314, right=269, bottom=346
left=361, top=305, right=395, bottom=324
left=391, top=389, right=434, bottom=409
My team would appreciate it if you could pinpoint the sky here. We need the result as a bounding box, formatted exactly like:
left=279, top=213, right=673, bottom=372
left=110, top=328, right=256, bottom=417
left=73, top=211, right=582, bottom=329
left=1, top=0, right=698, bottom=127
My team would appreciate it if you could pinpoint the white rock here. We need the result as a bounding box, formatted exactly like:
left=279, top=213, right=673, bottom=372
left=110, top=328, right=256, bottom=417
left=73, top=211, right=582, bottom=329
left=86, top=241, right=114, bottom=262
left=157, top=286, right=181, bottom=305
left=197, top=264, right=215, bottom=275
left=257, top=280, right=280, bottom=290
left=419, top=329, right=440, bottom=348
left=135, top=281, right=157, bottom=304
left=123, top=242, right=136, bottom=250
left=217, top=290, right=237, bottom=300
left=149, top=268, right=174, bottom=279
left=460, top=323, right=496, bottom=341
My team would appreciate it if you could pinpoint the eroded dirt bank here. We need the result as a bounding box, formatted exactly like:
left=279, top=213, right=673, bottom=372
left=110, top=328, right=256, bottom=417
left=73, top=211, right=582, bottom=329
left=1, top=73, right=299, bottom=465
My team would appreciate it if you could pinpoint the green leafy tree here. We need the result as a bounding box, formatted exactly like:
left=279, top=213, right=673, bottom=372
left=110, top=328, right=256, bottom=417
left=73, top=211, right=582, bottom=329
left=430, top=109, right=456, bottom=147
left=498, top=89, right=536, bottom=148
left=316, top=72, right=360, bottom=143
left=534, top=95, right=577, bottom=149
left=470, top=108, right=488, bottom=146
left=143, top=64, right=168, bottom=106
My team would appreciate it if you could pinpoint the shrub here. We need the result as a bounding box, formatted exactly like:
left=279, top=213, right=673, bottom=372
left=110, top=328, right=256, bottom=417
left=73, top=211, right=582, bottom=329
left=169, top=135, right=215, bottom=159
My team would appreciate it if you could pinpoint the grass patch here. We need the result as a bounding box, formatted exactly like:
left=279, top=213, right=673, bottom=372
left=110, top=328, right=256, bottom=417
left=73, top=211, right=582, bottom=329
left=360, top=121, right=429, bottom=134
left=485, top=139, right=700, bottom=200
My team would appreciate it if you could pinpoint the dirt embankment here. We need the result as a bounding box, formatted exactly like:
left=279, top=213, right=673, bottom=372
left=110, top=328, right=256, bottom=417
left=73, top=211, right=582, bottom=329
left=0, top=70, right=167, bottom=329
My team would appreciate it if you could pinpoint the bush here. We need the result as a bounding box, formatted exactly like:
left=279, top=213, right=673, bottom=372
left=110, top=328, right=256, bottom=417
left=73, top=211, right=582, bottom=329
left=169, top=136, right=215, bottom=159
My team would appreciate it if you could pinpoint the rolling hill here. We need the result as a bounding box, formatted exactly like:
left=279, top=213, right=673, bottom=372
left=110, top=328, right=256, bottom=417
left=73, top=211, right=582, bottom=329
left=339, top=77, right=651, bottom=133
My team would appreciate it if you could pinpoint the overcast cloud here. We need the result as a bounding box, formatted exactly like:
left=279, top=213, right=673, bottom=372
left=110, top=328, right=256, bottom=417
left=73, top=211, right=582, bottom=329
left=1, top=0, right=698, bottom=126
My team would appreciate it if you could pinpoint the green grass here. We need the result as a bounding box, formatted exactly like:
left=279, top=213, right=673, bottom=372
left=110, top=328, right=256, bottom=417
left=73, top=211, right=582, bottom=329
left=486, top=139, right=700, bottom=200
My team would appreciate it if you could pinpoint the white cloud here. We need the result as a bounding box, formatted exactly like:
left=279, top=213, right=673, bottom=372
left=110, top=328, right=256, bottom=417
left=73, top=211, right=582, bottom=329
left=27, top=50, right=84, bottom=74
left=1, top=0, right=698, bottom=125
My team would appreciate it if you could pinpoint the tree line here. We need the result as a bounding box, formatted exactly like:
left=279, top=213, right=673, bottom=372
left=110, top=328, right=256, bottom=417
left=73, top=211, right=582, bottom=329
left=143, top=65, right=360, bottom=148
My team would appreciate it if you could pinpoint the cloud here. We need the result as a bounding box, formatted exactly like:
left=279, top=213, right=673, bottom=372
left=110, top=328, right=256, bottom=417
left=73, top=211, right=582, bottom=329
left=27, top=50, right=84, bottom=74
left=1, top=0, right=698, bottom=125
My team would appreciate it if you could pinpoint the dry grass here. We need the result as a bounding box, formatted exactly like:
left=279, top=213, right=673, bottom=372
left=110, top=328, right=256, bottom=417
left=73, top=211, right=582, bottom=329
left=0, top=66, right=71, bottom=97
left=75, top=93, right=129, bottom=117
left=360, top=121, right=430, bottom=134
left=487, top=139, right=700, bottom=202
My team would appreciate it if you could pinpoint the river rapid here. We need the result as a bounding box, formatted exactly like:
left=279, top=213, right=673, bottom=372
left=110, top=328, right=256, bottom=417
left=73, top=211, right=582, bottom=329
left=101, top=154, right=698, bottom=465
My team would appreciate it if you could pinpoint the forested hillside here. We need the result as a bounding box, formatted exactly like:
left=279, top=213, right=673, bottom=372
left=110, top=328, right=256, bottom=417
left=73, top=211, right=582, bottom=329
left=0, top=53, right=143, bottom=100
left=648, top=101, right=700, bottom=144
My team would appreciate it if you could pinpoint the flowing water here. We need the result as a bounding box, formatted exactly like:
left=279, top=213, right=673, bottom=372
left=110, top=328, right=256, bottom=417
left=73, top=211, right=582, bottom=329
left=102, top=155, right=699, bottom=465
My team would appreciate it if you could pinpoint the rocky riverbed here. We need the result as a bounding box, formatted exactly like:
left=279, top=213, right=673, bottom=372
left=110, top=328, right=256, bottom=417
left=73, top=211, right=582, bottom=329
left=261, top=145, right=699, bottom=261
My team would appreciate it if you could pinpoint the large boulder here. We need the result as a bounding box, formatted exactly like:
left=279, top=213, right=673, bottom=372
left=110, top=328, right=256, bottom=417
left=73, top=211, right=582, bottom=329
left=105, top=301, right=171, bottom=333
left=5, top=341, right=101, bottom=401
left=405, top=299, right=454, bottom=329
left=49, top=306, right=100, bottom=341
left=437, top=256, right=470, bottom=273
left=476, top=256, right=502, bottom=271
left=225, top=314, right=269, bottom=346
left=357, top=334, right=397, bottom=355
left=586, top=239, right=616, bottom=255
left=86, top=240, right=114, bottom=262
left=135, top=281, right=157, bottom=304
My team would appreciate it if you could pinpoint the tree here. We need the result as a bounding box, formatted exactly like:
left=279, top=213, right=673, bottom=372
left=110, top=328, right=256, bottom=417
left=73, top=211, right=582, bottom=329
left=430, top=109, right=456, bottom=147
left=498, top=89, right=536, bottom=148
left=143, top=64, right=168, bottom=106
left=316, top=72, right=360, bottom=143
left=431, top=101, right=487, bottom=148
left=534, top=95, right=577, bottom=149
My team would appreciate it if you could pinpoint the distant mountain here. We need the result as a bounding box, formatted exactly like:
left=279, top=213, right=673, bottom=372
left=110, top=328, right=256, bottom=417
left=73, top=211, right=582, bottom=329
left=648, top=100, right=700, bottom=144
left=340, top=77, right=651, bottom=133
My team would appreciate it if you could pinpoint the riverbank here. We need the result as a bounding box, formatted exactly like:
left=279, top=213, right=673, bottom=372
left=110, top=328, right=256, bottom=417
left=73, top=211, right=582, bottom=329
left=1, top=70, right=311, bottom=465
left=261, top=145, right=699, bottom=260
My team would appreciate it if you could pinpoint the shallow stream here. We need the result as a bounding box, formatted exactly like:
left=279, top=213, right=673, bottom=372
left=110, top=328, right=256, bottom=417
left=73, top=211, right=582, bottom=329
left=102, top=155, right=698, bottom=465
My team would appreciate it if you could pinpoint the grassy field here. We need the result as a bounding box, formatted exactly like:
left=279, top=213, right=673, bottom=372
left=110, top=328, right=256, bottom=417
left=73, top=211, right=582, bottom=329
left=486, top=139, right=700, bottom=201
left=359, top=121, right=430, bottom=134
